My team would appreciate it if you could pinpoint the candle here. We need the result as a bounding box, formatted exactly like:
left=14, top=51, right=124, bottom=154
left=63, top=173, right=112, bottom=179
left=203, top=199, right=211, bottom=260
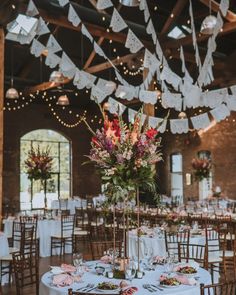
left=137, top=271, right=143, bottom=279
left=108, top=271, right=114, bottom=278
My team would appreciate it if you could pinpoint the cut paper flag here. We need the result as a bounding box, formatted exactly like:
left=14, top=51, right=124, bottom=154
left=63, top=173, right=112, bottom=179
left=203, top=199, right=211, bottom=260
left=125, top=29, right=144, bottom=53
left=170, top=119, right=189, bottom=134
left=45, top=52, right=61, bottom=69
left=91, top=85, right=107, bottom=103
left=115, top=85, right=136, bottom=101
left=73, top=70, right=96, bottom=89
left=58, top=0, right=69, bottom=7
left=191, top=113, right=211, bottom=130
left=30, top=39, right=45, bottom=57
left=59, top=52, right=76, bottom=78
left=143, top=5, right=150, bottom=22
left=230, top=85, right=236, bottom=96
left=81, top=24, right=93, bottom=42
left=203, top=88, right=228, bottom=108
left=96, top=79, right=116, bottom=95
left=108, top=97, right=126, bottom=115
left=68, top=4, right=81, bottom=27
left=46, top=35, right=62, bottom=54
left=162, top=91, right=182, bottom=112
left=219, top=0, right=229, bottom=17
left=149, top=116, right=167, bottom=133
left=94, top=42, right=106, bottom=58
left=226, top=95, right=236, bottom=111
left=160, top=67, right=182, bottom=90
left=110, top=8, right=127, bottom=32
left=143, top=49, right=159, bottom=69
left=97, top=0, right=113, bottom=10
left=210, top=104, right=230, bottom=122
left=139, top=90, right=157, bottom=105
left=26, top=0, right=39, bottom=17
left=35, top=17, right=50, bottom=36
left=146, top=20, right=156, bottom=44
left=184, top=85, right=201, bottom=108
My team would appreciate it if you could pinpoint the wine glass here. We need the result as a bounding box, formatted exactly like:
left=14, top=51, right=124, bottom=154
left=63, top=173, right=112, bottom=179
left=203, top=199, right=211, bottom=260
left=125, top=261, right=136, bottom=282
left=73, top=253, right=83, bottom=273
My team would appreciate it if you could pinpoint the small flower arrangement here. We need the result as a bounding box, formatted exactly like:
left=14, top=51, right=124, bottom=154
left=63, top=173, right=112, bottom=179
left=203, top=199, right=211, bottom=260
left=25, top=145, right=53, bottom=181
left=84, top=107, right=162, bottom=203
left=191, top=158, right=211, bottom=181
left=166, top=212, right=181, bottom=226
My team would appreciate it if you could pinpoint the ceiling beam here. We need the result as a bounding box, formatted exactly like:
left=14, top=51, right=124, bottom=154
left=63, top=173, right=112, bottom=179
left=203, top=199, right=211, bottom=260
left=83, top=36, right=105, bottom=70
left=160, top=0, right=188, bottom=35
left=199, top=0, right=236, bottom=22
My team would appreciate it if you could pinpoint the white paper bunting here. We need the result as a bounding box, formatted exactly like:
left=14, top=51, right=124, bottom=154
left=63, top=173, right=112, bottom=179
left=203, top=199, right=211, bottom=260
left=35, top=17, right=50, bottom=36
left=73, top=70, right=96, bottom=90
left=191, top=113, right=211, bottom=130
left=30, top=39, right=45, bottom=57
left=139, top=90, right=157, bottom=105
left=203, top=88, right=228, bottom=108
left=146, top=20, right=157, bottom=44
left=46, top=35, right=62, bottom=53
left=68, top=4, right=81, bottom=27
left=96, top=79, right=116, bottom=95
left=219, top=0, right=229, bottom=17
left=160, top=67, right=181, bottom=90
left=26, top=0, right=39, bottom=17
left=58, top=0, right=69, bottom=7
left=184, top=85, right=201, bottom=108
left=115, top=85, right=136, bottom=101
left=170, top=119, right=189, bottom=134
left=45, top=52, right=61, bottom=69
left=149, top=116, right=167, bottom=133
left=59, top=52, right=76, bottom=78
left=81, top=24, right=94, bottom=42
left=210, top=104, right=230, bottom=122
left=230, top=85, right=236, bottom=96
left=97, top=0, right=113, bottom=10
left=125, top=29, right=144, bottom=53
left=108, top=97, right=126, bottom=115
left=110, top=8, right=127, bottom=32
left=91, top=85, right=107, bottom=103
left=162, top=91, right=182, bottom=112
left=225, top=95, right=236, bottom=111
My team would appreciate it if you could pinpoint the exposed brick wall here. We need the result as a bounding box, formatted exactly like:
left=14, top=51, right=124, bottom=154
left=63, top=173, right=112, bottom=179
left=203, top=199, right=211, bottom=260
left=3, top=104, right=101, bottom=211
left=160, top=112, right=236, bottom=201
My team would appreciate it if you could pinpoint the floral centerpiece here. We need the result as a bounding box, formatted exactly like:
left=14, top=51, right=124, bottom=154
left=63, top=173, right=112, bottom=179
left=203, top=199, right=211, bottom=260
left=191, top=158, right=211, bottom=181
left=25, top=145, right=53, bottom=208
left=25, top=145, right=53, bottom=181
left=85, top=111, right=162, bottom=202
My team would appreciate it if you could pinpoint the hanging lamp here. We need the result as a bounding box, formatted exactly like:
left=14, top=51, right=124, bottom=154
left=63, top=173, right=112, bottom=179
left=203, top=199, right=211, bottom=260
left=57, top=94, right=70, bottom=106
left=6, top=46, right=19, bottom=99
left=200, top=0, right=218, bottom=35
left=119, top=0, right=139, bottom=7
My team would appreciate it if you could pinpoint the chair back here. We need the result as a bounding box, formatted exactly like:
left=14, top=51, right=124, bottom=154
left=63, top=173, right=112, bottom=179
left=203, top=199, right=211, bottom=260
left=61, top=215, right=75, bottom=238
left=165, top=230, right=190, bottom=256
left=200, top=281, right=236, bottom=295
left=178, top=242, right=208, bottom=268
left=90, top=240, right=123, bottom=260
left=12, top=250, right=39, bottom=295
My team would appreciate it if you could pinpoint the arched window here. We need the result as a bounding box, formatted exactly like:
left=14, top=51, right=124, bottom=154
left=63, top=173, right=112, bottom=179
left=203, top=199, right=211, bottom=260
left=170, top=153, right=183, bottom=204
left=20, top=129, right=71, bottom=210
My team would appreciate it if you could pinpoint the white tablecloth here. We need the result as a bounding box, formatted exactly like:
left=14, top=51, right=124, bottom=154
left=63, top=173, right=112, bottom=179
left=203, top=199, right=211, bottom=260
left=3, top=219, right=72, bottom=257
left=40, top=262, right=211, bottom=295
left=0, top=232, right=10, bottom=285
left=128, top=233, right=205, bottom=259
left=51, top=199, right=87, bottom=214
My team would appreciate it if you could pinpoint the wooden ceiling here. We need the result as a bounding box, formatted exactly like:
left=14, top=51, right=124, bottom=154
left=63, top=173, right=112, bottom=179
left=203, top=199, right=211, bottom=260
left=2, top=0, right=236, bottom=107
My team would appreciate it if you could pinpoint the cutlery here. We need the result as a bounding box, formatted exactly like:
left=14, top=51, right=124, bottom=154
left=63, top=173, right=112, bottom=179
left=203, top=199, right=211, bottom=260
left=150, top=284, right=163, bottom=291
left=143, top=284, right=155, bottom=292
left=76, top=283, right=91, bottom=291
left=86, top=285, right=97, bottom=292
left=83, top=284, right=95, bottom=292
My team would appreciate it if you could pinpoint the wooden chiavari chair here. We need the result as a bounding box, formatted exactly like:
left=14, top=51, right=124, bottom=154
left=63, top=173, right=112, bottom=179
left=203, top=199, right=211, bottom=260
left=12, top=249, right=39, bottom=295
left=165, top=230, right=190, bottom=256
left=200, top=281, right=236, bottom=295
left=51, top=215, right=75, bottom=256
left=178, top=242, right=208, bottom=269
left=20, top=215, right=39, bottom=254
left=0, top=225, right=35, bottom=284
left=90, top=240, right=123, bottom=260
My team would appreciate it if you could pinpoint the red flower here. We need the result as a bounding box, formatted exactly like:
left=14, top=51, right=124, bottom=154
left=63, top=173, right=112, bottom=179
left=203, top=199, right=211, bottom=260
left=92, top=137, right=100, bottom=147
left=146, top=128, right=158, bottom=139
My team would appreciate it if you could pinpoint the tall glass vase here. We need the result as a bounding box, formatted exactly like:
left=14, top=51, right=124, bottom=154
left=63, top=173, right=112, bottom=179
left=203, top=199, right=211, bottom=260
left=44, top=179, right=47, bottom=209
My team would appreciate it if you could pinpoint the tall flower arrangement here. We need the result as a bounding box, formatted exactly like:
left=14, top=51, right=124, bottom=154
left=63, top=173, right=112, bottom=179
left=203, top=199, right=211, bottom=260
left=191, top=158, right=211, bottom=181
left=85, top=111, right=162, bottom=202
left=25, top=145, right=53, bottom=181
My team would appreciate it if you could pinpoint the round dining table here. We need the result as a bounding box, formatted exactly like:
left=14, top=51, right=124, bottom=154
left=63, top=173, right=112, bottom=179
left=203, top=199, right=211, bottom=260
left=40, top=261, right=211, bottom=295
left=0, top=232, right=10, bottom=285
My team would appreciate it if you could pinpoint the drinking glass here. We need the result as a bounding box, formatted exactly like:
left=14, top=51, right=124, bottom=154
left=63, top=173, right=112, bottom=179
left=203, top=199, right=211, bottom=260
left=125, top=261, right=136, bottom=282
left=73, top=253, right=83, bottom=273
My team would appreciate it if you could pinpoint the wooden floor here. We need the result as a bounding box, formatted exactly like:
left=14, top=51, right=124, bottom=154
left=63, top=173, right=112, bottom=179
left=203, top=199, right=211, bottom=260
left=1, top=242, right=91, bottom=295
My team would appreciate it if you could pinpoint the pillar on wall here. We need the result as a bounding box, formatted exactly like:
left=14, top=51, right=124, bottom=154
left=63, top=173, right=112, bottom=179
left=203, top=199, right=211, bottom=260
left=0, top=27, right=4, bottom=223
